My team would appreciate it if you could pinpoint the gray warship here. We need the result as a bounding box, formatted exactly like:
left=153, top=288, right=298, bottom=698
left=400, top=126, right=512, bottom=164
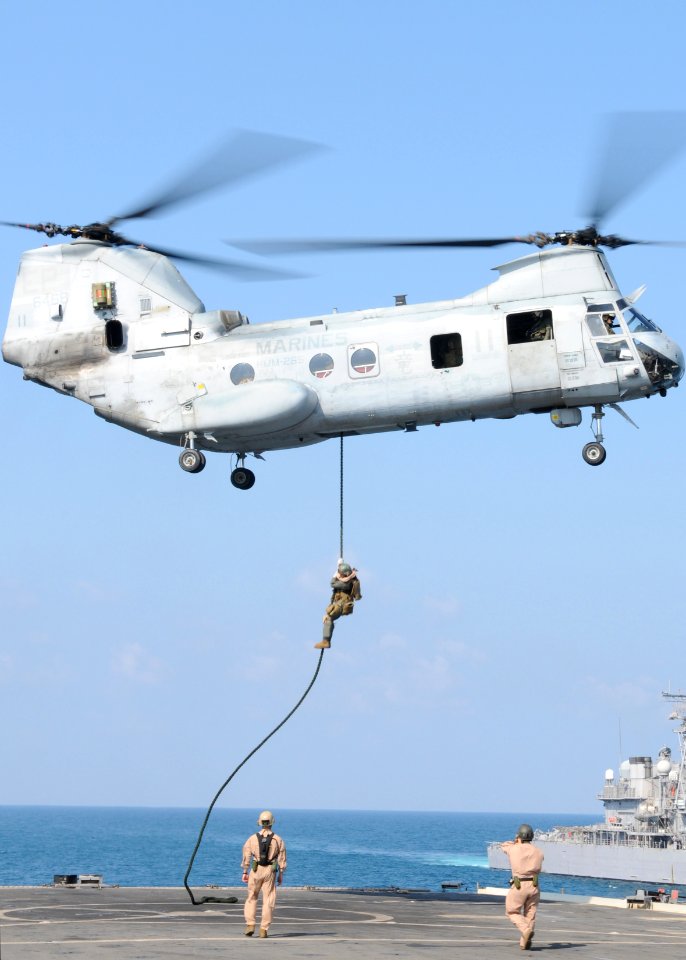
left=487, top=693, right=686, bottom=885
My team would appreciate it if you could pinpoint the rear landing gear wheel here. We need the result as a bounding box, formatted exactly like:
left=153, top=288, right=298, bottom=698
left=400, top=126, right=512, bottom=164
left=582, top=442, right=606, bottom=466
left=231, top=467, right=256, bottom=489
left=179, top=449, right=206, bottom=473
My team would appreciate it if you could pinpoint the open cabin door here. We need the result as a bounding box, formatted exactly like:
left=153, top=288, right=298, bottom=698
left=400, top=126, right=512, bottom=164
left=507, top=309, right=561, bottom=410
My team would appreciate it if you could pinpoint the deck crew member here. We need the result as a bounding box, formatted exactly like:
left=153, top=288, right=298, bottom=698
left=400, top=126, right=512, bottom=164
left=501, top=823, right=544, bottom=951
left=315, top=561, right=362, bottom=649
left=241, top=811, right=287, bottom=938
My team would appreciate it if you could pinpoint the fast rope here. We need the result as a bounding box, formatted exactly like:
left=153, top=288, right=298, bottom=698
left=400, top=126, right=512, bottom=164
left=184, top=648, right=325, bottom=904
left=183, top=437, right=345, bottom=905
left=339, top=434, right=344, bottom=559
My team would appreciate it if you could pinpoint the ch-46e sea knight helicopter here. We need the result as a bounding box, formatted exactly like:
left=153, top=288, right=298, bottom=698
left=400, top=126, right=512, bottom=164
left=2, top=121, right=685, bottom=488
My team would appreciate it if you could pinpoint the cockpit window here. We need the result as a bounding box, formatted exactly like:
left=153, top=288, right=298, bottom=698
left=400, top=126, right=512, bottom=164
left=587, top=303, right=615, bottom=313
left=622, top=305, right=661, bottom=334
left=586, top=312, right=618, bottom=337
left=596, top=339, right=635, bottom=364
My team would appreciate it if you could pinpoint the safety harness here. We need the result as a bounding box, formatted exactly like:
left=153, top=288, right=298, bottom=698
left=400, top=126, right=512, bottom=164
left=510, top=874, right=539, bottom=889
left=256, top=832, right=278, bottom=868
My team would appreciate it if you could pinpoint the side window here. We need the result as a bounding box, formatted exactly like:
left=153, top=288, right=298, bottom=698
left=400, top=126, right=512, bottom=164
left=348, top=343, right=379, bottom=379
left=309, top=353, right=334, bottom=379
left=507, top=309, right=553, bottom=345
left=230, top=362, right=255, bottom=385
left=105, top=319, right=124, bottom=351
left=430, top=333, right=463, bottom=368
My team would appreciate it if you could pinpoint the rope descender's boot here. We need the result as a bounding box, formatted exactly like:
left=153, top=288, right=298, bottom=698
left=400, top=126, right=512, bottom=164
left=314, top=618, right=333, bottom=649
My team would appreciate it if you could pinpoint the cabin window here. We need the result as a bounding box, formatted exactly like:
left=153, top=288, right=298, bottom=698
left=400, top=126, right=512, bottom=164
left=507, top=309, right=553, bottom=344
left=105, top=319, right=124, bottom=351
left=430, top=333, right=463, bottom=368
left=309, top=353, right=335, bottom=379
left=348, top=343, right=379, bottom=378
left=230, top=362, right=255, bottom=385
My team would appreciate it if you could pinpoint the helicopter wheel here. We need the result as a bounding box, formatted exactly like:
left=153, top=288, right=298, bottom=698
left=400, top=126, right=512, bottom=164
left=179, top=449, right=206, bottom=473
left=582, top=442, right=606, bottom=466
left=231, top=467, right=256, bottom=490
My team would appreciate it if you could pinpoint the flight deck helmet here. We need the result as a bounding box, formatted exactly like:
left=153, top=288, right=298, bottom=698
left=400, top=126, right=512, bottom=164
left=516, top=823, right=534, bottom=842
left=258, top=811, right=275, bottom=828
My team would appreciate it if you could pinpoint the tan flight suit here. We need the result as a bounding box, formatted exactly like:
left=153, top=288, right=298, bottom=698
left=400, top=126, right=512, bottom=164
left=501, top=839, right=544, bottom=947
left=241, top=830, right=287, bottom=932
left=325, top=571, right=362, bottom=621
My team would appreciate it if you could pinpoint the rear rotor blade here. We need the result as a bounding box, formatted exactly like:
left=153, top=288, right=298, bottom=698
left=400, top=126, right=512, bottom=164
left=0, top=220, right=64, bottom=237
left=112, top=130, right=323, bottom=225
left=585, top=111, right=686, bottom=225
left=230, top=236, right=534, bottom=255
left=129, top=239, right=304, bottom=281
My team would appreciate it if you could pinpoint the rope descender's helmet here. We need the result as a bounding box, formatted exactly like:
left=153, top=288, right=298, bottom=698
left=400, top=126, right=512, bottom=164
left=338, top=562, right=352, bottom=575
left=258, top=810, right=275, bottom=827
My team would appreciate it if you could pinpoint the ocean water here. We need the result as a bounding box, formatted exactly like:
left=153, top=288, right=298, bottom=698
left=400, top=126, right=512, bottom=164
left=0, top=806, right=646, bottom=899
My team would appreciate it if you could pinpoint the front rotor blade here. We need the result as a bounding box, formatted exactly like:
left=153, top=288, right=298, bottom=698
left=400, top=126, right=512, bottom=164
left=585, top=111, right=686, bottom=225
left=230, top=236, right=532, bottom=255
left=113, top=130, right=323, bottom=224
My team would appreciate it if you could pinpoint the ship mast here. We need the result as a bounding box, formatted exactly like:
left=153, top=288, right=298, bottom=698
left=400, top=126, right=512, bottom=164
left=662, top=691, right=686, bottom=834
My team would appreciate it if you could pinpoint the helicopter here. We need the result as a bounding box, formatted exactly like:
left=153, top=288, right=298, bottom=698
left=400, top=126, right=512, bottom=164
left=3, top=120, right=685, bottom=489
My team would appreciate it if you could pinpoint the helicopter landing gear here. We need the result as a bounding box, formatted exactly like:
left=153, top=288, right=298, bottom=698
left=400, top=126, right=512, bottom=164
left=231, top=467, right=256, bottom=489
left=230, top=454, right=256, bottom=490
left=179, top=448, right=206, bottom=473
left=582, top=442, right=606, bottom=466
left=179, top=432, right=206, bottom=473
left=582, top=405, right=607, bottom=466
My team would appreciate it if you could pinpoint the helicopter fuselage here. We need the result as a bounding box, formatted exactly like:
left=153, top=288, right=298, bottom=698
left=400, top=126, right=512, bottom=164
left=3, top=240, right=683, bottom=477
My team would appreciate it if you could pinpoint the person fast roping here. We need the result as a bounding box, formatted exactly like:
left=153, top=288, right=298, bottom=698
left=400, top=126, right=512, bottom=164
left=314, top=560, right=362, bottom=649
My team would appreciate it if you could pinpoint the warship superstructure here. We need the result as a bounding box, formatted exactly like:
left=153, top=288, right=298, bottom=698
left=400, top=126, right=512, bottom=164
left=488, top=693, right=686, bottom=884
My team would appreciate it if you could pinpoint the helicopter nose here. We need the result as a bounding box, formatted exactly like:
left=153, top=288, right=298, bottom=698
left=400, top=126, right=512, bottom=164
left=634, top=331, right=684, bottom=390
left=665, top=336, right=685, bottom=384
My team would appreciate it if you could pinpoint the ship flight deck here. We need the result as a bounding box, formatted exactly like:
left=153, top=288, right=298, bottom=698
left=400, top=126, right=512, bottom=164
left=2, top=885, right=686, bottom=959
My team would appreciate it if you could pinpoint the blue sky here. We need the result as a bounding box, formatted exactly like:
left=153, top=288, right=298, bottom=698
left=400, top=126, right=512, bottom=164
left=1, top=1, right=685, bottom=816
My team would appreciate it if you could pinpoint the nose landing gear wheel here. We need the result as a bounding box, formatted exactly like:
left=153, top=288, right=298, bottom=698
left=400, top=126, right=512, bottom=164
left=231, top=467, right=256, bottom=489
left=582, top=442, right=606, bottom=466
left=179, top=449, right=206, bottom=473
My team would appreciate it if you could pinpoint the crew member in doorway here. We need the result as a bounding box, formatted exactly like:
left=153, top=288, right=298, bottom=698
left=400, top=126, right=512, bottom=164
left=315, top=560, right=362, bottom=649
left=501, top=823, right=544, bottom=951
left=241, top=811, right=287, bottom=938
